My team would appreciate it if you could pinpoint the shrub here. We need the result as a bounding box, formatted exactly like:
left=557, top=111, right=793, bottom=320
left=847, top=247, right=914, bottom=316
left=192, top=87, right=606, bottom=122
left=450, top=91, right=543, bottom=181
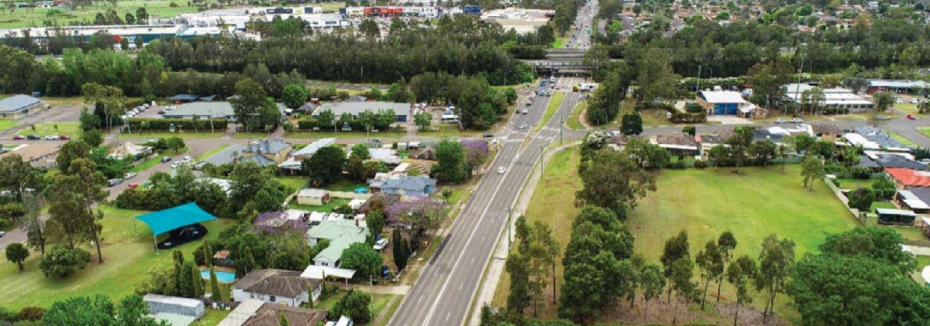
left=832, top=179, right=841, bottom=187
left=16, top=307, right=45, bottom=321
left=127, top=118, right=228, bottom=132
left=668, top=160, right=686, bottom=169
left=38, top=246, right=91, bottom=279
left=0, top=203, right=25, bottom=219
left=824, top=162, right=845, bottom=174
left=847, top=166, right=873, bottom=179
left=686, top=103, right=704, bottom=113
left=693, top=160, right=707, bottom=169
left=872, top=178, right=896, bottom=200
left=670, top=112, right=707, bottom=123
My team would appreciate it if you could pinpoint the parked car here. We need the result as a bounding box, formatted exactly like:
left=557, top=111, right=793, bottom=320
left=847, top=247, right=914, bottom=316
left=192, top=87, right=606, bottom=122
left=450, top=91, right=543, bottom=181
left=498, top=166, right=506, bottom=174
left=483, top=133, right=494, bottom=138
left=907, top=114, right=917, bottom=120
left=181, top=156, right=192, bottom=163
left=171, top=161, right=181, bottom=169
left=789, top=118, right=803, bottom=124
left=108, top=178, right=123, bottom=187
left=0, top=231, right=5, bottom=238
left=44, top=135, right=58, bottom=140
left=127, top=183, right=139, bottom=190
left=157, top=110, right=166, bottom=115
left=910, top=99, right=920, bottom=104
left=12, top=135, right=24, bottom=140
left=774, top=118, right=786, bottom=124
left=124, top=172, right=137, bottom=179
left=519, top=123, right=528, bottom=129
left=373, top=238, right=389, bottom=251
left=161, top=157, right=172, bottom=163
left=59, top=135, right=70, bottom=140
left=26, top=134, right=40, bottom=140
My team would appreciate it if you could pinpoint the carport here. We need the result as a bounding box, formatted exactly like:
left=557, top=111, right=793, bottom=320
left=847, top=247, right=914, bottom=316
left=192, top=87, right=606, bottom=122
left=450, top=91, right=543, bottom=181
left=134, top=202, right=218, bottom=250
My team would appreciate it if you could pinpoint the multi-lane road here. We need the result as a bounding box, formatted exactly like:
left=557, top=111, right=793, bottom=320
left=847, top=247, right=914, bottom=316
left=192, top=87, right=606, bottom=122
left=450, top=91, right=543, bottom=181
left=388, top=80, right=581, bottom=326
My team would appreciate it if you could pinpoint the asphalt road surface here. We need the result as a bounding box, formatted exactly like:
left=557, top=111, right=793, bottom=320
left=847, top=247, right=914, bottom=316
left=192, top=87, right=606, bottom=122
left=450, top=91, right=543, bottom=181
left=567, top=0, right=598, bottom=49
left=388, top=80, right=581, bottom=326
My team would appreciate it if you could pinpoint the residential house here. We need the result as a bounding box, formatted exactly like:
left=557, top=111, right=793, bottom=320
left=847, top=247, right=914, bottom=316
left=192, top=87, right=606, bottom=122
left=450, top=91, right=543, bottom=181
left=367, top=148, right=402, bottom=165
left=845, top=126, right=910, bottom=152
left=696, top=91, right=766, bottom=118
left=0, top=95, right=43, bottom=118
left=278, top=138, right=336, bottom=172
left=0, top=143, right=60, bottom=168
left=240, top=140, right=293, bottom=166
left=305, top=219, right=369, bottom=267
left=297, top=189, right=331, bottom=206
left=859, top=153, right=928, bottom=172
left=895, top=190, right=930, bottom=214
left=811, top=124, right=843, bottom=141
left=311, top=101, right=410, bottom=122
left=218, top=299, right=327, bottom=326
left=695, top=133, right=729, bottom=157
left=886, top=168, right=930, bottom=189
left=653, top=134, right=700, bottom=158
left=232, top=269, right=322, bottom=306
left=376, top=176, right=437, bottom=196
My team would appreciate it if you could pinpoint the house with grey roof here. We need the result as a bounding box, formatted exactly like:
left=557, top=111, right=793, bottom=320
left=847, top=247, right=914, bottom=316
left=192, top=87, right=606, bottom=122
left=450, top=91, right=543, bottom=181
left=240, top=140, right=292, bottom=166
left=305, top=219, right=369, bottom=267
left=0, top=95, right=43, bottom=118
left=312, top=101, right=409, bottom=122
left=279, top=138, right=337, bottom=171
left=376, top=176, right=437, bottom=196
left=232, top=269, right=322, bottom=307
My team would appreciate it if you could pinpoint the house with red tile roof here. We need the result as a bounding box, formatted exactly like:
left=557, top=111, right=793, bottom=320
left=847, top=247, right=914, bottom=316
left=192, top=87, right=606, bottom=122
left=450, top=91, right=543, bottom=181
left=885, top=168, right=930, bottom=188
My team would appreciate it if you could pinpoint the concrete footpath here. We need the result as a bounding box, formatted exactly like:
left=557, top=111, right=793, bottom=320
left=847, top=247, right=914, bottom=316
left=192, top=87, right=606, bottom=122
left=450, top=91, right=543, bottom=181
left=468, top=141, right=581, bottom=326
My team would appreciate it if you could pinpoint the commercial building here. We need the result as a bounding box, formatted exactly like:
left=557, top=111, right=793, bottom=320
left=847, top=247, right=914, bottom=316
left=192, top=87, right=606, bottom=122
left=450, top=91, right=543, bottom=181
left=783, top=83, right=873, bottom=113
left=0, top=25, right=233, bottom=49
left=312, top=101, right=409, bottom=122
left=178, top=10, right=349, bottom=30
left=0, top=95, right=43, bottom=118
left=480, top=8, right=555, bottom=34
left=162, top=101, right=287, bottom=120
left=695, top=90, right=765, bottom=118
left=867, top=79, right=930, bottom=94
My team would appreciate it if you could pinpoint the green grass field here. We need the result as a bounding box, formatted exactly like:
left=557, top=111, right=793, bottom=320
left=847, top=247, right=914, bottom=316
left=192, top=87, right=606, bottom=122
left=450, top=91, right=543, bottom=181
left=0, top=1, right=202, bottom=28
left=123, top=131, right=225, bottom=139
left=566, top=100, right=586, bottom=130
left=919, top=127, right=930, bottom=138
left=16, top=122, right=81, bottom=138
left=0, top=119, right=19, bottom=133
left=288, top=197, right=351, bottom=213
left=192, top=309, right=231, bottom=326
left=533, top=92, right=565, bottom=133
left=129, top=155, right=163, bottom=173
left=0, top=205, right=232, bottom=310
left=494, top=147, right=858, bottom=322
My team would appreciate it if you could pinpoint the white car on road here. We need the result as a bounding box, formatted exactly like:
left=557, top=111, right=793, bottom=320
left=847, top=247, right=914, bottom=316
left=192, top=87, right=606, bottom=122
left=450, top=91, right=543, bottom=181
left=373, top=238, right=389, bottom=251
left=498, top=166, right=506, bottom=174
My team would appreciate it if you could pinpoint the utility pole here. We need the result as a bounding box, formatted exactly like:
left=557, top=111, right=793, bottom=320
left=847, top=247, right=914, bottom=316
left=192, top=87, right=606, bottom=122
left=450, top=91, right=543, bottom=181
left=209, top=109, right=215, bottom=134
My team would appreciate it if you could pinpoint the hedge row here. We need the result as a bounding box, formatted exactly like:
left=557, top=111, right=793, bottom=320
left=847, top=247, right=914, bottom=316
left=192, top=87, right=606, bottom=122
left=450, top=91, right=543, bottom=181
left=126, top=118, right=229, bottom=131
left=670, top=112, right=707, bottom=123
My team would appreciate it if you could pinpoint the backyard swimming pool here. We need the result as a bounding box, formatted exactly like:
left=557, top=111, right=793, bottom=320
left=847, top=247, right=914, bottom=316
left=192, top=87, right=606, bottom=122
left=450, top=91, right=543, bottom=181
left=201, top=270, right=237, bottom=283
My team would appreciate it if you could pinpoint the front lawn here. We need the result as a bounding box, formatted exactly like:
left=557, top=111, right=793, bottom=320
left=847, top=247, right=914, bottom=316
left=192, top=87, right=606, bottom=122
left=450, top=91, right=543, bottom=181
left=288, top=197, right=351, bottom=213
left=0, top=119, right=19, bottom=132
left=16, top=122, right=81, bottom=138
left=0, top=205, right=232, bottom=310
left=129, top=155, right=164, bottom=173
left=493, top=147, right=858, bottom=322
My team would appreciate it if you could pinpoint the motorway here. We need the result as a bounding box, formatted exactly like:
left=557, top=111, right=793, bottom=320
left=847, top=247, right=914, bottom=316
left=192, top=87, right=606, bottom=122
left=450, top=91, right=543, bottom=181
left=566, top=0, right=598, bottom=50
left=388, top=80, right=581, bottom=326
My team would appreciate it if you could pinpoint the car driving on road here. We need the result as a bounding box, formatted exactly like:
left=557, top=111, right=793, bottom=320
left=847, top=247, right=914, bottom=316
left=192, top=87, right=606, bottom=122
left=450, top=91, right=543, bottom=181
left=498, top=166, right=506, bottom=174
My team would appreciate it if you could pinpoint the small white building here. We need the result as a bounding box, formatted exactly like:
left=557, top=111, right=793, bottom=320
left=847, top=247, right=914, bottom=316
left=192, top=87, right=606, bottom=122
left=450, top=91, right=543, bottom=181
left=297, top=189, right=331, bottom=206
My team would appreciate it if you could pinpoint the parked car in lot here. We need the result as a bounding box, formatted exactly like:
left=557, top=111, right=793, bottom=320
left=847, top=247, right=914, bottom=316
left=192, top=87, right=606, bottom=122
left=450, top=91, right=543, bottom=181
left=161, top=156, right=172, bottom=163
left=181, top=156, right=192, bottom=163
left=59, top=135, right=70, bottom=140
left=44, top=135, right=58, bottom=140
left=124, top=172, right=137, bottom=179
left=373, top=238, right=389, bottom=251
left=26, top=134, right=40, bottom=140
left=774, top=118, right=786, bottom=124
left=12, top=135, right=24, bottom=140
left=171, top=161, right=181, bottom=169
left=127, top=183, right=139, bottom=190
left=108, top=178, right=123, bottom=187
left=789, top=118, right=803, bottom=123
